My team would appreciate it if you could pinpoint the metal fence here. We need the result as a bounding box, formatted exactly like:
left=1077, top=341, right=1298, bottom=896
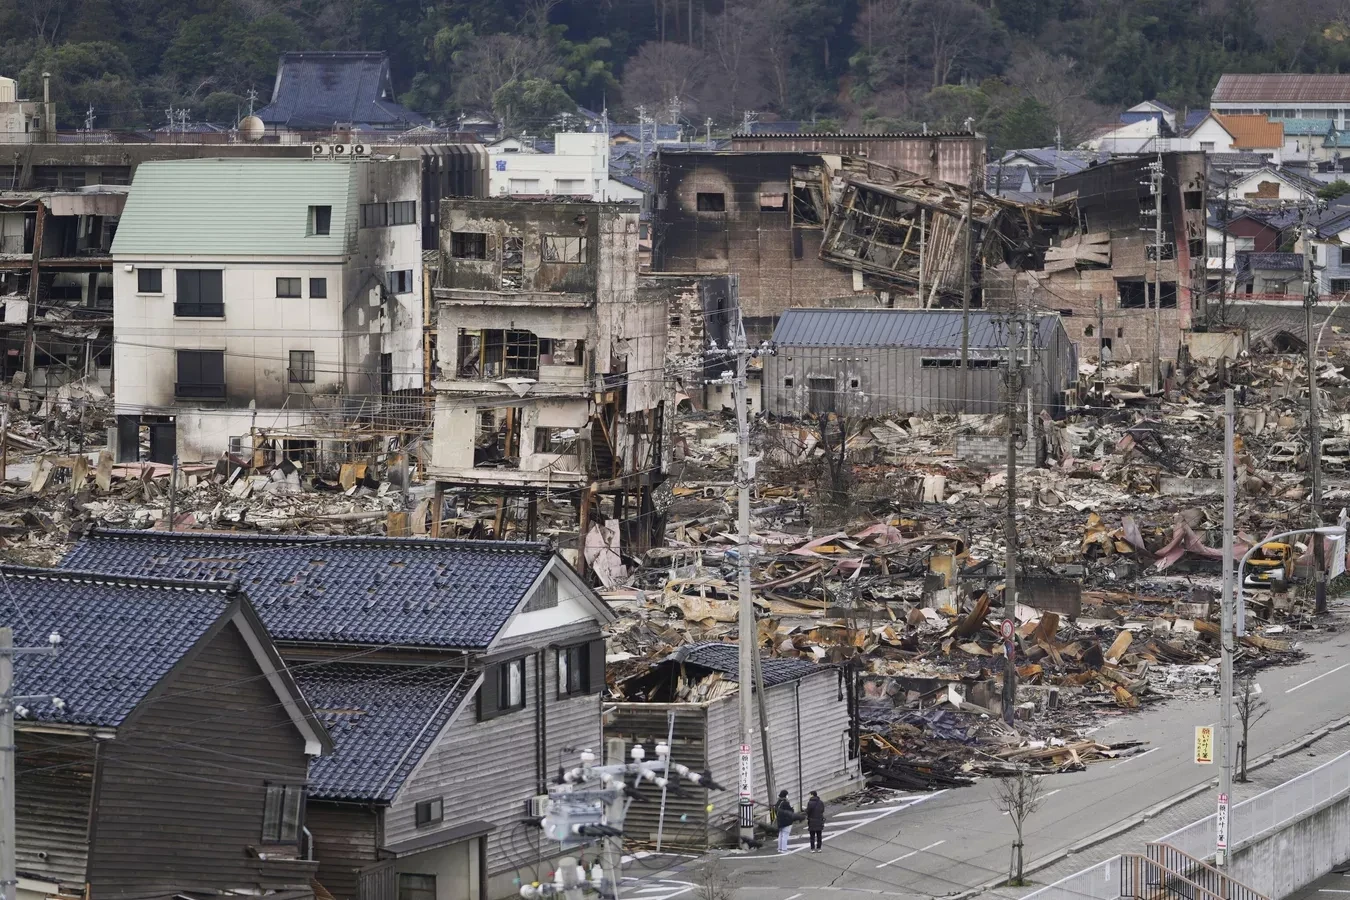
left=1021, top=746, right=1350, bottom=900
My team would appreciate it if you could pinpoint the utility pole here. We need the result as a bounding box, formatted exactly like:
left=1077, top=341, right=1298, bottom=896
left=0, top=627, right=62, bottom=900
left=1001, top=308, right=1023, bottom=726
left=168, top=454, right=179, bottom=532
left=732, top=317, right=756, bottom=848
left=1151, top=154, right=1165, bottom=393
left=960, top=152, right=978, bottom=404
left=1217, top=388, right=1236, bottom=865
left=918, top=209, right=927, bottom=306
left=1096, top=293, right=1106, bottom=404
left=1304, top=205, right=1328, bottom=613
left=1219, top=178, right=1231, bottom=324
left=1025, top=307, right=1034, bottom=448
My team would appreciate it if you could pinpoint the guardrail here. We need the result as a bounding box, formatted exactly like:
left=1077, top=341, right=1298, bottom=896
left=1145, top=842, right=1267, bottom=900
left=1019, top=854, right=1125, bottom=900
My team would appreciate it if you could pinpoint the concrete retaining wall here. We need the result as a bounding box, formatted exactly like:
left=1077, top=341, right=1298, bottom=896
left=1228, top=792, right=1350, bottom=898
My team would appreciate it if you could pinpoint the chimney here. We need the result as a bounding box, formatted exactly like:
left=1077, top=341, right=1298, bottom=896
left=41, top=71, right=54, bottom=140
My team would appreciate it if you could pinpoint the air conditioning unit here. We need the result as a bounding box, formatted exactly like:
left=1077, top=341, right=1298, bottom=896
left=332, top=143, right=348, bottom=156
left=351, top=143, right=369, bottom=157
left=311, top=143, right=329, bottom=157
left=524, top=794, right=550, bottom=818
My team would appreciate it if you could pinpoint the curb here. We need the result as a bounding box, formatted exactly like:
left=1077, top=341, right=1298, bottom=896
left=949, top=713, right=1350, bottom=900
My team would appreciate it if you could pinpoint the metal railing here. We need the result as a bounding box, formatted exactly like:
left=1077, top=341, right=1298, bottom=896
left=1121, top=854, right=1226, bottom=900
left=1020, top=854, right=1125, bottom=900
left=1145, top=843, right=1266, bottom=900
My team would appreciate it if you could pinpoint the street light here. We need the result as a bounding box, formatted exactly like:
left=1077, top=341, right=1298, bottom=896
left=1217, top=524, right=1345, bottom=865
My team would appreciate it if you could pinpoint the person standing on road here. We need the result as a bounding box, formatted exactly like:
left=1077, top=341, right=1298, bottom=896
left=806, top=790, right=825, bottom=852
left=774, top=790, right=795, bottom=853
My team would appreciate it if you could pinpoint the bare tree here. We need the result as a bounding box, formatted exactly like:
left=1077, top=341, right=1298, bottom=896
left=816, top=411, right=853, bottom=508
left=993, top=768, right=1045, bottom=886
left=1005, top=47, right=1113, bottom=147
left=694, top=855, right=737, bottom=900
left=1236, top=672, right=1269, bottom=783
left=705, top=0, right=772, bottom=119
left=620, top=42, right=711, bottom=117
left=451, top=34, right=557, bottom=113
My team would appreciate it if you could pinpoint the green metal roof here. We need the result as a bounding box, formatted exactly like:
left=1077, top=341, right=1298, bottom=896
left=111, top=159, right=357, bottom=257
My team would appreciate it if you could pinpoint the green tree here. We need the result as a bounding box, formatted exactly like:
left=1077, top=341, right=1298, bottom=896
left=492, top=77, right=574, bottom=134
left=997, top=96, right=1056, bottom=151
left=21, top=41, right=136, bottom=128
left=1319, top=180, right=1350, bottom=201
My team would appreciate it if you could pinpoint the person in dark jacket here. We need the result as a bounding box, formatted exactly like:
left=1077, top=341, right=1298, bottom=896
left=806, top=791, right=826, bottom=852
left=774, top=790, right=795, bottom=853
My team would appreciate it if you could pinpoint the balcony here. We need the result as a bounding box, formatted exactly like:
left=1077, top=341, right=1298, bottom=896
left=175, top=382, right=227, bottom=400
left=174, top=302, right=225, bottom=318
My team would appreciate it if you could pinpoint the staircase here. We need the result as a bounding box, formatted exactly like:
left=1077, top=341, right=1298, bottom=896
left=1120, top=843, right=1268, bottom=900
left=590, top=416, right=616, bottom=478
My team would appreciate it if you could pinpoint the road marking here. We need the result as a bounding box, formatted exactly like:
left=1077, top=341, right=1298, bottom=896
left=1287, top=663, right=1350, bottom=694
left=1110, top=747, right=1159, bottom=769
left=727, top=790, right=947, bottom=860
left=1003, top=789, right=1059, bottom=813
left=834, top=803, right=917, bottom=818
left=876, top=839, right=946, bottom=868
left=1316, top=890, right=1350, bottom=893
left=784, top=894, right=802, bottom=900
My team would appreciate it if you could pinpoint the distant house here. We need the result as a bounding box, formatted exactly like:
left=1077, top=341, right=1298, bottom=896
left=1207, top=208, right=1298, bottom=292
left=6, top=565, right=330, bottom=900
left=60, top=531, right=615, bottom=900
left=762, top=308, right=1076, bottom=418
left=1212, top=74, right=1350, bottom=127
left=606, top=642, right=861, bottom=848
left=257, top=51, right=429, bottom=135
left=1217, top=165, right=1321, bottom=204
left=1213, top=114, right=1285, bottom=159
left=1234, top=251, right=1305, bottom=298
left=1304, top=204, right=1350, bottom=295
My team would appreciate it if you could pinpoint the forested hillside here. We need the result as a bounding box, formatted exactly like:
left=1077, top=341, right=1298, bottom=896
left=9, top=0, right=1350, bottom=149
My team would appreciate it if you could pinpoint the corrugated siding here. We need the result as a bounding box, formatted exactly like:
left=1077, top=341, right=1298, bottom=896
left=604, top=705, right=713, bottom=848
left=385, top=645, right=603, bottom=879
left=17, top=736, right=93, bottom=885
left=111, top=159, right=356, bottom=257
left=306, top=802, right=380, bottom=900
left=87, top=620, right=317, bottom=897
left=771, top=308, right=1062, bottom=350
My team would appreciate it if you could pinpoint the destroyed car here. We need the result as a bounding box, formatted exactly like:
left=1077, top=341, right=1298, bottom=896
left=1322, top=437, right=1350, bottom=471
left=1266, top=441, right=1307, bottom=471
left=1244, top=541, right=1294, bottom=591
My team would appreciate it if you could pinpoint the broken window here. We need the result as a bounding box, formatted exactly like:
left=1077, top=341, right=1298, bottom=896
left=504, top=330, right=540, bottom=376
left=1084, top=324, right=1094, bottom=337
left=696, top=192, right=725, bottom=212
left=501, top=235, right=523, bottom=289
left=759, top=192, right=787, bottom=211
left=451, top=232, right=488, bottom=259
left=1183, top=190, right=1203, bottom=210
left=542, top=235, right=587, bottom=263
left=534, top=426, right=573, bottom=454
left=474, top=406, right=521, bottom=467
left=669, top=314, right=682, bottom=328
left=791, top=183, right=824, bottom=227
left=1145, top=241, right=1176, bottom=261
left=1118, top=279, right=1146, bottom=309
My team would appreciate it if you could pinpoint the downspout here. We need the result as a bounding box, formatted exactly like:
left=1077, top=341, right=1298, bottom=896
left=795, top=682, right=803, bottom=802
left=536, top=650, right=548, bottom=794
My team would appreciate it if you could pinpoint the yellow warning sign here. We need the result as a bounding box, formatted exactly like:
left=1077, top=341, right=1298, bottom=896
left=1195, top=726, right=1214, bottom=764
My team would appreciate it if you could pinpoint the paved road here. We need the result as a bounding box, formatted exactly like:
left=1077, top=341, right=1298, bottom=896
left=1285, top=861, right=1350, bottom=900
left=628, top=610, right=1350, bottom=900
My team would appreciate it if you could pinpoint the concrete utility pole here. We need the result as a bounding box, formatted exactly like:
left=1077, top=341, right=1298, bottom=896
left=0, top=627, right=61, bottom=900
left=732, top=317, right=757, bottom=847
left=1219, top=179, right=1231, bottom=324
left=960, top=153, right=977, bottom=403
left=1217, top=388, right=1236, bottom=865
left=168, top=454, right=179, bottom=532
left=1001, top=309, right=1023, bottom=725
left=1151, top=155, right=1165, bottom=393
left=1303, top=205, right=1328, bottom=614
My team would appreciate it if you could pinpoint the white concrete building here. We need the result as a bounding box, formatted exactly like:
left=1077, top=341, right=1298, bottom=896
left=487, top=133, right=643, bottom=201
left=111, top=157, right=422, bottom=462
left=1212, top=74, right=1350, bottom=127
left=0, top=76, right=40, bottom=146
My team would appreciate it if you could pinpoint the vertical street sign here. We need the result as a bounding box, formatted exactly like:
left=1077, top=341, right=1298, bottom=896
left=1195, top=726, right=1214, bottom=764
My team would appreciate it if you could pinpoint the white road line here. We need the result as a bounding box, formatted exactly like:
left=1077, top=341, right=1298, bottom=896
left=876, top=839, right=946, bottom=868
left=1287, top=663, right=1350, bottom=694
left=1316, top=890, right=1350, bottom=893
left=784, top=894, right=802, bottom=900
left=726, top=790, right=948, bottom=860
left=1110, top=747, right=1159, bottom=769
left=1002, top=789, right=1059, bottom=813
left=833, top=803, right=916, bottom=818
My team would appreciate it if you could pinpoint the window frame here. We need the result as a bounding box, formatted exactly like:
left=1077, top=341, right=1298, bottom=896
left=541, top=235, right=587, bottom=264
left=451, top=232, right=489, bottom=260
left=276, top=277, right=302, bottom=299
left=500, top=658, right=525, bottom=710
left=558, top=644, right=587, bottom=697
left=261, top=783, right=306, bottom=844
left=386, top=269, right=413, bottom=295
left=360, top=202, right=389, bottom=228
left=136, top=268, right=163, bottom=294
left=174, top=269, right=224, bottom=318
left=390, top=200, right=417, bottom=226
left=696, top=192, right=726, bottom=212
left=414, top=797, right=444, bottom=828
left=309, top=277, right=327, bottom=299
left=309, top=205, right=332, bottom=236
left=175, top=349, right=226, bottom=400
left=288, top=350, right=316, bottom=384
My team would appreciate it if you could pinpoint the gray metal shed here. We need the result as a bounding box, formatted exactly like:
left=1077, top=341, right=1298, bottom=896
left=605, top=643, right=862, bottom=849
left=763, top=308, right=1077, bottom=417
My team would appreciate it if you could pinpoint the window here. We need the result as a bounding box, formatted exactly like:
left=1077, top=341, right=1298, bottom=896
left=1341, top=246, right=1350, bottom=267
left=360, top=202, right=389, bottom=228
left=558, top=644, right=588, bottom=696
left=541, top=235, right=587, bottom=263
left=398, top=874, right=436, bottom=900
left=174, top=269, right=223, bottom=317
left=261, top=784, right=305, bottom=843
left=1184, top=190, right=1203, bottom=210
left=534, top=426, right=572, bottom=454
left=480, top=658, right=526, bottom=720
left=415, top=798, right=443, bottom=828
left=696, top=192, right=726, bottom=212
left=309, top=277, right=327, bottom=299
left=386, top=270, right=413, bottom=294
left=390, top=200, right=416, bottom=225
left=1207, top=242, right=1226, bottom=259
left=1235, top=236, right=1256, bottom=251
left=1118, top=279, right=1176, bottom=308
left=509, top=178, right=541, bottom=193
left=783, top=376, right=794, bottom=388
left=451, top=232, right=488, bottom=259
left=309, top=205, right=332, bottom=236
left=759, top=192, right=788, bottom=211
left=289, top=350, right=315, bottom=383
left=1261, top=278, right=1288, bottom=295
left=921, top=357, right=960, bottom=368
left=555, top=179, right=585, bottom=194
left=137, top=268, right=162, bottom=293
left=176, top=350, right=225, bottom=399
left=807, top=377, right=835, bottom=415
left=1332, top=279, right=1350, bottom=293
left=1200, top=141, right=1216, bottom=152
left=276, top=277, right=302, bottom=298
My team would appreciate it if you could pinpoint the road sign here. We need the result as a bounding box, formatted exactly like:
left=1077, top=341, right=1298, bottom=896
left=738, top=744, right=752, bottom=798
left=1216, top=793, right=1230, bottom=850
left=1195, top=726, right=1214, bottom=764
left=1000, top=618, right=1015, bottom=641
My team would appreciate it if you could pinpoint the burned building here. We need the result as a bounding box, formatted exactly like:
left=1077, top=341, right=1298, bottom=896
left=428, top=199, right=669, bottom=568
left=729, top=130, right=984, bottom=186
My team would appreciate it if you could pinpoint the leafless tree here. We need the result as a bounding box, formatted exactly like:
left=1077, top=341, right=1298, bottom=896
left=993, top=768, right=1045, bottom=886
left=1236, top=672, right=1269, bottom=783
left=694, top=855, right=737, bottom=900
left=620, top=42, right=711, bottom=117
left=705, top=0, right=773, bottom=119
left=451, top=34, right=557, bottom=113
left=1005, top=47, right=1114, bottom=146
left=816, top=411, right=854, bottom=508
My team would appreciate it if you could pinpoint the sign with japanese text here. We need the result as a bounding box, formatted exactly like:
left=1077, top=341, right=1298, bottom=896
left=1195, top=726, right=1214, bottom=764
left=1216, top=793, right=1230, bottom=851
left=738, top=743, right=752, bottom=798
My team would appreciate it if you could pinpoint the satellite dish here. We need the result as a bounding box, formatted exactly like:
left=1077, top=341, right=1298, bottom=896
left=239, top=115, right=265, bottom=142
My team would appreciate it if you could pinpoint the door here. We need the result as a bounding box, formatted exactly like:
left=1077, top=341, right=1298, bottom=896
left=807, top=377, right=835, bottom=415
left=148, top=421, right=176, bottom=464
left=115, top=415, right=140, bottom=463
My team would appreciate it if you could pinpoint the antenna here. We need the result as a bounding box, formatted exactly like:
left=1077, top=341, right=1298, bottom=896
left=83, top=105, right=94, bottom=133
left=246, top=88, right=258, bottom=117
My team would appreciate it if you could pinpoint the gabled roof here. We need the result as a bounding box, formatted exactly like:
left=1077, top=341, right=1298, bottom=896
left=771, top=308, right=1063, bottom=351
left=1209, top=151, right=1271, bottom=171
left=257, top=51, right=428, bottom=130
left=298, top=663, right=477, bottom=802
left=1311, top=205, right=1350, bottom=239
left=1223, top=165, right=1323, bottom=195
left=609, top=172, right=653, bottom=192
left=111, top=159, right=357, bottom=257
left=59, top=530, right=564, bottom=650
left=1214, top=114, right=1284, bottom=150
left=1183, top=109, right=1211, bottom=134
left=1214, top=74, right=1350, bottom=104
left=671, top=642, right=822, bottom=687
left=0, top=566, right=327, bottom=753
left=1283, top=118, right=1335, bottom=136
left=1235, top=251, right=1304, bottom=283
left=999, top=148, right=1103, bottom=173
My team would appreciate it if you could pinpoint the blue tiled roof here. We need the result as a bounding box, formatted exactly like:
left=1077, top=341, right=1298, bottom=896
left=257, top=51, right=429, bottom=130
left=60, top=530, right=554, bottom=649
left=610, top=172, right=653, bottom=192
left=672, top=642, right=824, bottom=687
left=1284, top=118, right=1334, bottom=136
left=298, top=663, right=475, bottom=802
left=0, top=566, right=236, bottom=728
left=1183, top=109, right=1210, bottom=134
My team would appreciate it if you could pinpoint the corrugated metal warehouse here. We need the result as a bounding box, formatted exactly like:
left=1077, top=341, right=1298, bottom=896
left=605, top=643, right=861, bottom=849
left=763, top=308, right=1077, bottom=417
